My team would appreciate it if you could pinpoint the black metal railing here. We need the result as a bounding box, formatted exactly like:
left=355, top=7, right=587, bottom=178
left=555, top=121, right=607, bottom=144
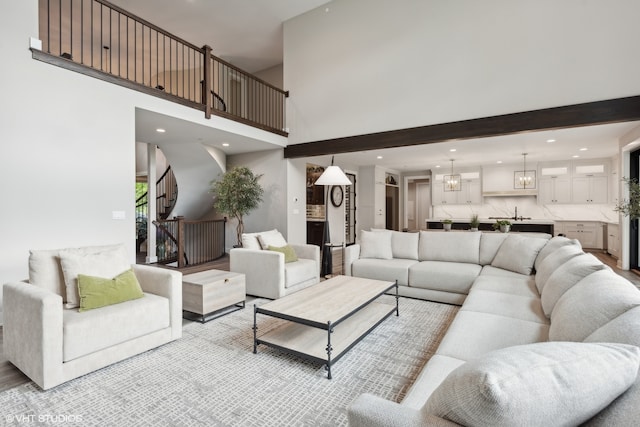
left=153, top=217, right=226, bottom=268
left=36, top=0, right=288, bottom=135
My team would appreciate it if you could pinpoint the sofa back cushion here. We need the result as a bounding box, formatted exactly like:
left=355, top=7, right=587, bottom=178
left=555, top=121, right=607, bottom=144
left=535, top=244, right=584, bottom=294
left=540, top=253, right=607, bottom=317
left=534, top=236, right=581, bottom=271
left=29, top=244, right=127, bottom=302
left=391, top=231, right=419, bottom=260
left=418, top=231, right=481, bottom=264
left=425, top=341, right=640, bottom=427
left=549, top=270, right=640, bottom=341
left=241, top=229, right=287, bottom=250
left=490, top=235, right=548, bottom=275
left=479, top=233, right=509, bottom=265
left=360, top=230, right=393, bottom=259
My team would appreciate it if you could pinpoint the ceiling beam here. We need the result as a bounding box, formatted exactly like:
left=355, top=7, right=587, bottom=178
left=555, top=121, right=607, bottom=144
left=283, top=95, right=640, bottom=159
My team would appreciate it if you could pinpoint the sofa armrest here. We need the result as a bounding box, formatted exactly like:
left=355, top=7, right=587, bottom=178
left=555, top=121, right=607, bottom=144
left=230, top=248, right=286, bottom=299
left=348, top=393, right=459, bottom=427
left=3, top=282, right=64, bottom=390
left=344, top=244, right=361, bottom=276
left=291, top=243, right=320, bottom=263
left=132, top=264, right=182, bottom=339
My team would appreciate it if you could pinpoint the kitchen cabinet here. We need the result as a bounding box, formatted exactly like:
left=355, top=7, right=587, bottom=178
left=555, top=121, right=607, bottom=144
left=572, top=175, right=608, bottom=204
left=460, top=179, right=482, bottom=204
left=557, top=221, right=604, bottom=249
left=607, top=223, right=620, bottom=259
left=359, top=165, right=394, bottom=231
left=539, top=176, right=571, bottom=204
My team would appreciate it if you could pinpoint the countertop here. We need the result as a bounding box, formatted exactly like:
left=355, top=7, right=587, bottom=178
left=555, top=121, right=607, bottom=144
left=427, top=218, right=555, bottom=225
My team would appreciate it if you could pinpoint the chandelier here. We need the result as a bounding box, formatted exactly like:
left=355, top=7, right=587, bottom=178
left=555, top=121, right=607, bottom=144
left=444, top=159, right=461, bottom=192
left=515, top=153, right=536, bottom=189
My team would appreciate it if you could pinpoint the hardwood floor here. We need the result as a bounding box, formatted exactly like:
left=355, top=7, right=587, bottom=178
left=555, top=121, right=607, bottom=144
left=0, top=251, right=632, bottom=392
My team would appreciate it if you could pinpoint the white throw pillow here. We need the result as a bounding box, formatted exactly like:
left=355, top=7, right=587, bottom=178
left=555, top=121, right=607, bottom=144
left=391, top=231, right=419, bottom=260
left=59, top=245, right=130, bottom=308
left=491, top=235, right=548, bottom=275
left=425, top=342, right=640, bottom=427
left=258, top=229, right=288, bottom=248
left=359, top=230, right=393, bottom=260
left=241, top=232, right=262, bottom=249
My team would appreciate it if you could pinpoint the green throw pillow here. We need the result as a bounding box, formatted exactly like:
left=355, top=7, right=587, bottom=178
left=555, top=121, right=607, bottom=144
left=268, top=245, right=298, bottom=263
left=77, top=268, right=144, bottom=312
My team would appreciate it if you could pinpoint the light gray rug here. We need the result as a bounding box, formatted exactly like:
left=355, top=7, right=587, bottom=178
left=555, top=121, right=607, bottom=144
left=0, top=296, right=457, bottom=426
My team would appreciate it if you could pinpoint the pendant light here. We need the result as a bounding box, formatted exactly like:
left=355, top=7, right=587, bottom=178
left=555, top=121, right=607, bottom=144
left=516, top=153, right=536, bottom=189
left=444, top=159, right=461, bottom=192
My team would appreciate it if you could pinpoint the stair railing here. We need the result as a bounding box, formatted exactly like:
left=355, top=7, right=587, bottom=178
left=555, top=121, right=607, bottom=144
left=153, top=216, right=226, bottom=268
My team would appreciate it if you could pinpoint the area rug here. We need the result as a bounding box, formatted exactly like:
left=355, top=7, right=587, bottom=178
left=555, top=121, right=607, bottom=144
left=0, top=296, right=458, bottom=426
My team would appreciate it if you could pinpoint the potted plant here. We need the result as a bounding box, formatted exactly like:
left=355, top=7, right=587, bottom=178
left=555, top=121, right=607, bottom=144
left=615, top=177, right=640, bottom=219
left=442, top=219, right=453, bottom=231
left=210, top=166, right=264, bottom=247
left=492, top=219, right=512, bottom=233
left=469, top=214, right=480, bottom=232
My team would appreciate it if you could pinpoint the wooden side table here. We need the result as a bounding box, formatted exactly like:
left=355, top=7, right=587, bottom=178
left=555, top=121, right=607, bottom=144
left=182, top=270, right=246, bottom=323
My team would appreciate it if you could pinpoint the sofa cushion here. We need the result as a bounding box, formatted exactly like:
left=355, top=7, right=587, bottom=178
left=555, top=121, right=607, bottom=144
left=479, top=233, right=508, bottom=265
left=462, top=289, right=548, bottom=324
left=585, top=305, right=640, bottom=346
left=58, top=245, right=131, bottom=309
left=63, top=292, right=170, bottom=362
left=77, top=268, right=144, bottom=312
left=259, top=229, right=288, bottom=248
left=540, top=253, right=607, bottom=317
left=402, top=355, right=466, bottom=410
left=359, top=230, right=393, bottom=259
left=391, top=231, right=419, bottom=260
left=418, top=231, right=481, bottom=264
left=549, top=270, right=640, bottom=341
left=479, top=265, right=532, bottom=280
left=352, top=258, right=418, bottom=286
left=490, top=235, right=548, bottom=275
left=436, top=311, right=549, bottom=361
left=425, top=342, right=640, bottom=427
left=267, top=244, right=298, bottom=263
left=28, top=244, right=125, bottom=301
left=534, top=243, right=584, bottom=294
left=409, top=261, right=481, bottom=294
left=471, top=275, right=538, bottom=298
left=534, top=236, right=581, bottom=271
left=284, top=258, right=318, bottom=288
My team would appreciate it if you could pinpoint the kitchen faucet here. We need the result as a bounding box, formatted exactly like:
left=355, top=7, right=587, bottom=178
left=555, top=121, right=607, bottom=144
left=514, top=206, right=518, bottom=221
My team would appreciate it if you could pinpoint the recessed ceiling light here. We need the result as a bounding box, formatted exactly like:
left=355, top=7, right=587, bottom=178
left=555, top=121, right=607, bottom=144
left=449, top=148, right=456, bottom=152
left=572, top=155, right=580, bottom=158
left=376, top=155, right=383, bottom=159
left=579, top=147, right=588, bottom=151
left=547, top=139, right=555, bottom=143
left=156, top=128, right=166, bottom=133
left=435, top=165, right=441, bottom=168
left=496, top=160, right=503, bottom=164
left=222, top=143, right=230, bottom=147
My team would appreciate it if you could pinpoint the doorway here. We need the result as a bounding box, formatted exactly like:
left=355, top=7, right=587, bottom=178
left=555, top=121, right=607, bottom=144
left=405, top=177, right=431, bottom=231
left=630, top=148, right=639, bottom=271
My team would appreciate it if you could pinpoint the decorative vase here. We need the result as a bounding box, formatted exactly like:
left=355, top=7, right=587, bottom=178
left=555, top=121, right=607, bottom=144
left=500, top=225, right=511, bottom=233
left=443, top=223, right=452, bottom=231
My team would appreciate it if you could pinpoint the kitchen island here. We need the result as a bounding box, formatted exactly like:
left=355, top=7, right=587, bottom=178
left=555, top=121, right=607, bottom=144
left=426, top=218, right=554, bottom=235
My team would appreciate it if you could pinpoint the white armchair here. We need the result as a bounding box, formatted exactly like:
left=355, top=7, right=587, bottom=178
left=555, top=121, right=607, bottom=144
left=230, top=230, right=320, bottom=299
left=3, top=245, right=182, bottom=390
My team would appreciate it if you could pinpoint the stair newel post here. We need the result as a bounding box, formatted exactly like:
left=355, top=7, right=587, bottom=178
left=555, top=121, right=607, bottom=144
left=176, top=216, right=186, bottom=268
left=202, top=45, right=212, bottom=119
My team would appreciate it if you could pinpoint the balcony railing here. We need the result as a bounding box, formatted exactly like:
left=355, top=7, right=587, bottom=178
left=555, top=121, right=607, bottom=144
left=35, top=0, right=288, bottom=135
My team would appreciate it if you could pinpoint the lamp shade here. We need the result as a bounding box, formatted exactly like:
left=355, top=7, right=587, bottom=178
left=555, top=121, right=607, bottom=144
left=314, top=165, right=351, bottom=186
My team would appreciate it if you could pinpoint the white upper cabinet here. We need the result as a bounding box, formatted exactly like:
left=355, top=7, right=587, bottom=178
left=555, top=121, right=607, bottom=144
left=432, top=170, right=481, bottom=205
left=538, top=158, right=610, bottom=205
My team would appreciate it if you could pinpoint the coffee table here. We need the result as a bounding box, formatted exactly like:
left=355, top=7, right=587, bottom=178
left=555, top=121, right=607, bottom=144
left=253, top=275, right=398, bottom=379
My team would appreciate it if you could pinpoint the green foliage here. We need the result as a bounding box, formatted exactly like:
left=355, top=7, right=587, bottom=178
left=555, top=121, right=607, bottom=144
left=492, top=219, right=511, bottom=230
left=210, top=166, right=264, bottom=246
left=615, top=177, right=640, bottom=219
left=442, top=219, right=453, bottom=224
left=470, top=214, right=480, bottom=228
left=135, top=182, right=148, bottom=201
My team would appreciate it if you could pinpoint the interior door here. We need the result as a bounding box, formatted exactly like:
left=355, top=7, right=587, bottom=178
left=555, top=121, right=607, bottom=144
left=416, top=182, right=431, bottom=230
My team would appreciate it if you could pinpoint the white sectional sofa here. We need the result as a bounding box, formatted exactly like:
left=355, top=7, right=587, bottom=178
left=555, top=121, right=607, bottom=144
left=346, top=231, right=640, bottom=426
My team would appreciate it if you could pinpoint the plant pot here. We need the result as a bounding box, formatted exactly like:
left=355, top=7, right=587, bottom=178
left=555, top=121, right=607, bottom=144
left=443, top=223, right=452, bottom=231
left=470, top=227, right=479, bottom=232
left=500, top=225, right=511, bottom=233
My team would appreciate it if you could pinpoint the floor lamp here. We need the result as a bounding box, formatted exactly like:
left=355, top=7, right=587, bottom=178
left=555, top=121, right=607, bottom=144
left=314, top=157, right=351, bottom=278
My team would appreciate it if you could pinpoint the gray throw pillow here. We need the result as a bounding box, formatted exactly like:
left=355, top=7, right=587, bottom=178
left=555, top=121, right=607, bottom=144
left=359, top=230, right=393, bottom=260
left=425, top=342, right=640, bottom=427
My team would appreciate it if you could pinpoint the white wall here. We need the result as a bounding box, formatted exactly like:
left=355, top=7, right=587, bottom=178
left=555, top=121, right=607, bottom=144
left=0, top=1, right=286, bottom=284
left=284, top=0, right=640, bottom=144
left=254, top=64, right=284, bottom=90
